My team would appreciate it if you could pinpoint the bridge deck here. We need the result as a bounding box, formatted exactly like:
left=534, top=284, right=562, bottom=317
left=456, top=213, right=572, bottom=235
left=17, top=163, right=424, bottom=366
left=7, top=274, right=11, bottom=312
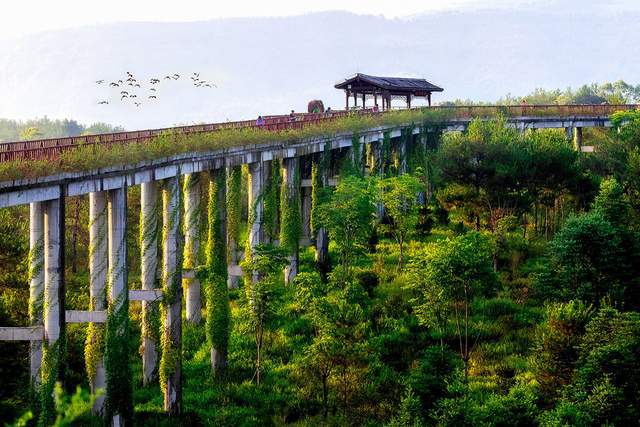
left=0, top=104, right=635, bottom=163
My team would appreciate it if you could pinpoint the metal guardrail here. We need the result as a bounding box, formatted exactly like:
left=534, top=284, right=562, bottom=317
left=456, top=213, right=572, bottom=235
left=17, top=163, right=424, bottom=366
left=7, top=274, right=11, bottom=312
left=0, top=105, right=636, bottom=162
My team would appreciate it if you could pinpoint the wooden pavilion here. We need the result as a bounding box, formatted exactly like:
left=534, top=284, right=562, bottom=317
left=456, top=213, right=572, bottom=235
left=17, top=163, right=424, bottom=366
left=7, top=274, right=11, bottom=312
left=335, top=73, right=444, bottom=111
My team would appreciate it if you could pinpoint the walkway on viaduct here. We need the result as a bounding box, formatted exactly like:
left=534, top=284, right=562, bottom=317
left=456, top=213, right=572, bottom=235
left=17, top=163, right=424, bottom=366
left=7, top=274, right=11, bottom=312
left=0, top=103, right=636, bottom=424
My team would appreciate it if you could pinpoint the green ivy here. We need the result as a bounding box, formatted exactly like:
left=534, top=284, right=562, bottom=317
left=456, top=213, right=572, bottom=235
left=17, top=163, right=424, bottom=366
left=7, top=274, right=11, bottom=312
left=279, top=160, right=301, bottom=255
left=263, top=161, right=280, bottom=242
left=39, top=339, right=64, bottom=427
left=381, top=131, right=392, bottom=177
left=104, top=291, right=132, bottom=423
left=159, top=177, right=183, bottom=405
left=226, top=166, right=242, bottom=264
left=204, top=170, right=230, bottom=375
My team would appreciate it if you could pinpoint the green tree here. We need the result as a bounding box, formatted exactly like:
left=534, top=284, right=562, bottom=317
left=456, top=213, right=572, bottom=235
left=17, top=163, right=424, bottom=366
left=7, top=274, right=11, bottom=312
left=377, top=175, right=424, bottom=268
left=318, top=176, right=375, bottom=269
left=408, top=232, right=496, bottom=379
left=240, top=244, right=288, bottom=385
left=532, top=301, right=594, bottom=404
left=535, top=211, right=640, bottom=307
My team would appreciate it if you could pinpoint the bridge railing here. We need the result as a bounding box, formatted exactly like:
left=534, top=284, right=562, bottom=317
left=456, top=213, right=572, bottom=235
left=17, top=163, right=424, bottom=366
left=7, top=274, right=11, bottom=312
left=0, top=104, right=637, bottom=162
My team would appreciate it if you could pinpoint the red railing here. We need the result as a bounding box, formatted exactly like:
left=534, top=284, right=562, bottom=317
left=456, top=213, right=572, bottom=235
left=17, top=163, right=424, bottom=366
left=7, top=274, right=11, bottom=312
left=0, top=104, right=636, bottom=162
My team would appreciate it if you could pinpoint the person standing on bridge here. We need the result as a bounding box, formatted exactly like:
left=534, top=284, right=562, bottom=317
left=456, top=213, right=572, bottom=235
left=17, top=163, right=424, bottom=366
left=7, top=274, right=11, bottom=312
left=289, top=110, right=296, bottom=122
left=373, top=103, right=379, bottom=113
left=256, top=116, right=265, bottom=127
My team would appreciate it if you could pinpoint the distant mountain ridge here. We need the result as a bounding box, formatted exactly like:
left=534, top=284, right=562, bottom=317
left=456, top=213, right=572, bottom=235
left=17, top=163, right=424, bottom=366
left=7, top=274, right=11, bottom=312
left=0, top=6, right=638, bottom=130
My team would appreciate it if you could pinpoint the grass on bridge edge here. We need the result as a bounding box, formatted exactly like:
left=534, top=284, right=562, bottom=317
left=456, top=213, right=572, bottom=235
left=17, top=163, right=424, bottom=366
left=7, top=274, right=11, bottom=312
left=0, top=109, right=454, bottom=183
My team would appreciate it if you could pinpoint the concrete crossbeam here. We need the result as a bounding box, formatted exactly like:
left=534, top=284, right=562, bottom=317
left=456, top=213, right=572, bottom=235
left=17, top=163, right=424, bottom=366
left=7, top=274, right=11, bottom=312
left=0, top=326, right=44, bottom=341
left=65, top=310, right=107, bottom=323
left=129, top=289, right=164, bottom=302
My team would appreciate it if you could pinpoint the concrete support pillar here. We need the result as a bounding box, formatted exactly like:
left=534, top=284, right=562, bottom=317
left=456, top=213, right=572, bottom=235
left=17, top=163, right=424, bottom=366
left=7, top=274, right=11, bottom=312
left=162, top=175, right=182, bottom=415
left=313, top=154, right=331, bottom=276
left=565, top=126, right=574, bottom=143
left=301, top=186, right=312, bottom=241
left=88, top=191, right=107, bottom=413
left=182, top=173, right=202, bottom=324
left=106, top=185, right=128, bottom=426
left=247, top=161, right=266, bottom=254
left=43, top=195, right=65, bottom=373
left=574, top=127, right=583, bottom=151
left=140, top=181, right=159, bottom=385
left=371, top=140, right=385, bottom=219
left=281, top=157, right=300, bottom=285
left=226, top=166, right=241, bottom=289
left=208, top=168, right=228, bottom=372
left=398, top=137, right=408, bottom=175
left=29, top=202, right=45, bottom=386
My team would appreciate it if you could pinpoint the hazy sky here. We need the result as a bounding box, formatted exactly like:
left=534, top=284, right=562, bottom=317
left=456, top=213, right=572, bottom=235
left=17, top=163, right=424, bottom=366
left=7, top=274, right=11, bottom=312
left=0, top=0, right=612, bottom=40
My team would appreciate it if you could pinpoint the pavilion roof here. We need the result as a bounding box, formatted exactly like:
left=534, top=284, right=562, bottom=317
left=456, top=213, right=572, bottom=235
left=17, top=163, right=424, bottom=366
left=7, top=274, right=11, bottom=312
left=334, top=73, right=443, bottom=93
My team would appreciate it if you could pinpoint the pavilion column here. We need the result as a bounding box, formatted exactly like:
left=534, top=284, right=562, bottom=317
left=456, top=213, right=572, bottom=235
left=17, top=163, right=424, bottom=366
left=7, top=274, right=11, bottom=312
left=106, top=184, right=130, bottom=426
left=281, top=157, right=301, bottom=285
left=28, top=202, right=45, bottom=386
left=42, top=195, right=65, bottom=389
left=161, top=175, right=182, bottom=415
left=183, top=173, right=202, bottom=324
left=88, top=191, right=107, bottom=414
left=140, top=181, right=159, bottom=385
left=574, top=127, right=583, bottom=151
left=427, top=93, right=432, bottom=107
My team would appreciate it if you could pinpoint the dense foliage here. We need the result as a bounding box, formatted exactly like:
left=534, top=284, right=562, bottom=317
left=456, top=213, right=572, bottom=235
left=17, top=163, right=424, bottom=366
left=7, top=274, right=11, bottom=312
left=2, top=108, right=640, bottom=426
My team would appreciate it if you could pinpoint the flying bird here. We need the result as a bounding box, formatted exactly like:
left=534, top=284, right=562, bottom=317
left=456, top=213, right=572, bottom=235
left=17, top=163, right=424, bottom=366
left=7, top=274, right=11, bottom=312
left=120, top=90, right=129, bottom=95
left=149, top=87, right=157, bottom=92
left=109, top=82, right=119, bottom=87
left=164, top=75, right=172, bottom=80
left=96, top=80, right=104, bottom=84
left=98, top=100, right=108, bottom=104
left=149, top=95, right=157, bottom=99
left=134, top=102, right=142, bottom=107
left=172, top=73, right=180, bottom=80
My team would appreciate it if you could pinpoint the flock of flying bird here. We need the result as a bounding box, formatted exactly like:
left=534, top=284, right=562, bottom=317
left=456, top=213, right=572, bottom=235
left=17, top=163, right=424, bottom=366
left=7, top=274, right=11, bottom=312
left=96, top=71, right=216, bottom=108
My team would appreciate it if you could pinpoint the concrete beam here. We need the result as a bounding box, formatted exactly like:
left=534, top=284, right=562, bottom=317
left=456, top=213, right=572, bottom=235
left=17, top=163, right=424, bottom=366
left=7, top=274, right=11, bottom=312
left=129, top=289, right=164, bottom=302
left=65, top=310, right=107, bottom=323
left=0, top=326, right=44, bottom=341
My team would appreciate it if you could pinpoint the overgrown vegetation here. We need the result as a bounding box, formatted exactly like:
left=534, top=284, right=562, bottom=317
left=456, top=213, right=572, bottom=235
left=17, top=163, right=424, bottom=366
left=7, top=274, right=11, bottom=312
left=2, top=108, right=640, bottom=426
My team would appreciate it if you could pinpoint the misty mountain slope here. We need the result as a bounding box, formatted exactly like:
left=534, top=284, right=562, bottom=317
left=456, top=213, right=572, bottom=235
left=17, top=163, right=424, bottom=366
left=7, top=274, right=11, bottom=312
left=0, top=8, right=638, bottom=130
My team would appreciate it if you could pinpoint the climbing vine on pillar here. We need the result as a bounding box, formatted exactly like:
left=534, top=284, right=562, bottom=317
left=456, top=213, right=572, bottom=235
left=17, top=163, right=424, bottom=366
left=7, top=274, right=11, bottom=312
left=226, top=166, right=242, bottom=264
left=159, top=177, right=183, bottom=412
left=204, top=170, right=230, bottom=375
left=263, top=161, right=280, bottom=242
left=381, top=131, right=392, bottom=177
left=39, top=339, right=65, bottom=427
left=280, top=161, right=301, bottom=256
left=104, top=291, right=132, bottom=423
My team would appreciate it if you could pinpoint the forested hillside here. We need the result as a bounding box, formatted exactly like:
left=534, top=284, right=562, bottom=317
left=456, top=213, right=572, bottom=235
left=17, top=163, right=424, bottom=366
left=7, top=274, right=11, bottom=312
left=1, top=111, right=640, bottom=426
left=0, top=117, right=124, bottom=143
